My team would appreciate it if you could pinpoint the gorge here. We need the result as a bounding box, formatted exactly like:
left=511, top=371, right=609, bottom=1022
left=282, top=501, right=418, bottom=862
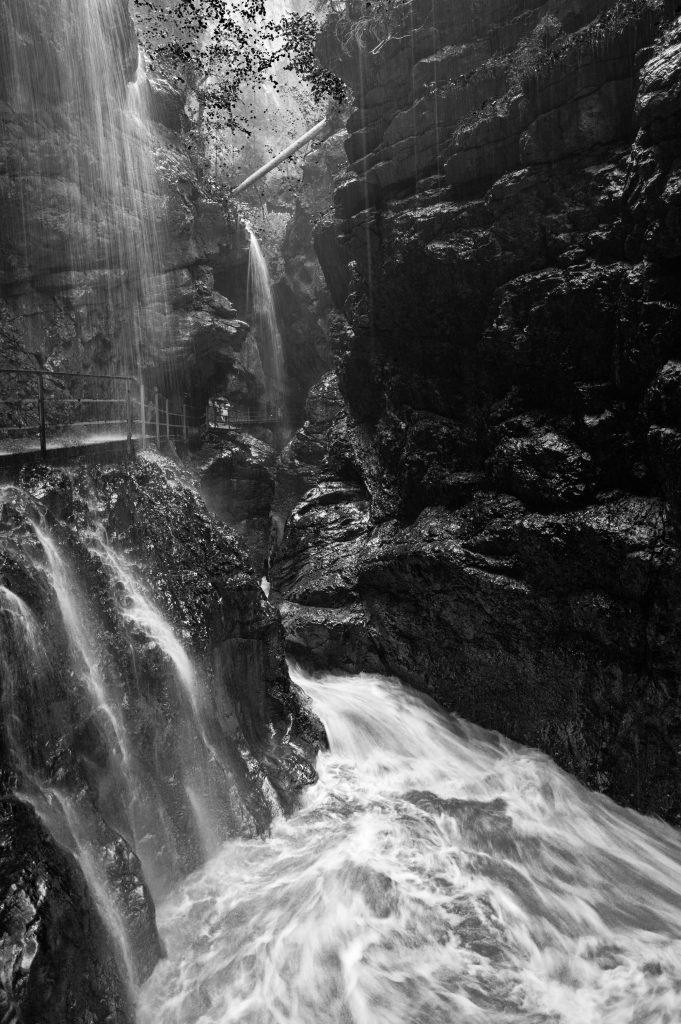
left=2, top=0, right=681, bottom=1021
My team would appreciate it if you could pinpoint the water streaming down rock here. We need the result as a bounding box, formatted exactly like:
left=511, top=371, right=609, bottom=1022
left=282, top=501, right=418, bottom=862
left=0, top=481, right=295, bottom=1007
left=30, top=523, right=186, bottom=895
left=52, top=789, right=139, bottom=997
left=0, top=582, right=45, bottom=778
left=87, top=532, right=261, bottom=875
left=0, top=0, right=168, bottom=375
left=0, top=450, right=331, bottom=1018
left=34, top=525, right=133, bottom=766
left=247, top=226, right=287, bottom=424
left=140, top=666, right=681, bottom=1024
left=0, top=574, right=156, bottom=998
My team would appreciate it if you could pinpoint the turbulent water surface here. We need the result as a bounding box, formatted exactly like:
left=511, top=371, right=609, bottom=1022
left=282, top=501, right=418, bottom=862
left=139, top=667, right=681, bottom=1024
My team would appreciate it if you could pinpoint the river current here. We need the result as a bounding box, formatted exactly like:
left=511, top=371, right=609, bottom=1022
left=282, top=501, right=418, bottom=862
left=139, top=667, right=681, bottom=1024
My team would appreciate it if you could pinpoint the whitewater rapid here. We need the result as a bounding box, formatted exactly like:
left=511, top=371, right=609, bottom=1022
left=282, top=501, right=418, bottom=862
left=139, top=667, right=681, bottom=1024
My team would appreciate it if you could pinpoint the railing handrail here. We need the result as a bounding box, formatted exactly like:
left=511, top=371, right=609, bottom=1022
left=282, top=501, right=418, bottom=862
left=0, top=365, right=137, bottom=384
left=0, top=367, right=218, bottom=460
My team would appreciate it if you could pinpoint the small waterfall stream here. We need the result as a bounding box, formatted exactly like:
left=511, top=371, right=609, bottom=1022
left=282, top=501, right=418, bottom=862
left=139, top=667, right=681, bottom=1024
left=247, top=226, right=287, bottom=423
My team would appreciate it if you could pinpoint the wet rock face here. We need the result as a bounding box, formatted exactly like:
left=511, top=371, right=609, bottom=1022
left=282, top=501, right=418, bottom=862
left=357, top=497, right=681, bottom=820
left=0, top=795, right=133, bottom=1024
left=0, top=454, right=323, bottom=1016
left=270, top=374, right=388, bottom=674
left=273, top=412, right=681, bottom=819
left=269, top=131, right=350, bottom=427
left=274, top=3, right=681, bottom=821
left=199, top=434, right=276, bottom=576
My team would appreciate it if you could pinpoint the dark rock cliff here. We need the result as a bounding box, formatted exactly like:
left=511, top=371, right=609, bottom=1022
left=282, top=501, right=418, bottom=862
left=274, top=0, right=681, bottom=822
left=273, top=132, right=351, bottom=426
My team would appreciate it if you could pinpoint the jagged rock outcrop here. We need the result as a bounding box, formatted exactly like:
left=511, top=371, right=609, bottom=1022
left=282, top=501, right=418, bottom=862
left=270, top=372, right=385, bottom=672
left=274, top=0, right=681, bottom=822
left=199, top=433, right=277, bottom=575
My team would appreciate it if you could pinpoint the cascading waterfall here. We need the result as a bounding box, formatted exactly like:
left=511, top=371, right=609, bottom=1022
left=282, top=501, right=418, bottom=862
left=30, top=523, right=192, bottom=893
left=0, top=506, right=276, bottom=1000
left=87, top=533, right=256, bottom=868
left=0, top=583, right=46, bottom=779
left=0, top=574, right=141, bottom=994
left=247, top=226, right=287, bottom=423
left=0, top=0, right=168, bottom=376
left=139, top=666, right=681, bottom=1024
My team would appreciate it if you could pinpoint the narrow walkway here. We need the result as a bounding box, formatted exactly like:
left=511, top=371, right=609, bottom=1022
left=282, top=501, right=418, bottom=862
left=0, top=367, right=202, bottom=476
left=209, top=417, right=279, bottom=431
left=0, top=428, right=134, bottom=457
left=0, top=435, right=137, bottom=477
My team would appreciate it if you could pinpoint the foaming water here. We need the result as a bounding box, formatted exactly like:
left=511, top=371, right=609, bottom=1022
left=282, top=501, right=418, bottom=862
left=140, top=667, right=681, bottom=1024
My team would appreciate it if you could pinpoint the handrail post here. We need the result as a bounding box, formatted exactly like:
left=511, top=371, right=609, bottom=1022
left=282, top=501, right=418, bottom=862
left=38, top=372, right=47, bottom=458
left=182, top=398, right=188, bottom=442
left=205, top=402, right=211, bottom=428
left=125, top=379, right=133, bottom=445
left=165, top=396, right=170, bottom=444
left=140, top=381, right=146, bottom=449
left=154, top=385, right=160, bottom=448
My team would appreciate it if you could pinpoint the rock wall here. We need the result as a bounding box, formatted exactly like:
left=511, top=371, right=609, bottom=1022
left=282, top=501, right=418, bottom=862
left=274, top=0, right=681, bottom=822
left=0, top=795, right=135, bottom=1024
left=273, top=132, right=351, bottom=425
left=0, top=0, right=256, bottom=421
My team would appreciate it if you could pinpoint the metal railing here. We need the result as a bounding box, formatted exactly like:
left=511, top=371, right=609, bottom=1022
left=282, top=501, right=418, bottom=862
left=146, top=384, right=204, bottom=447
left=0, top=367, right=203, bottom=457
left=205, top=402, right=282, bottom=429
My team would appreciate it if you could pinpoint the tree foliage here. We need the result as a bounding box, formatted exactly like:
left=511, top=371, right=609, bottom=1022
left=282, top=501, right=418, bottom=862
left=133, top=0, right=346, bottom=135
left=314, top=0, right=415, bottom=55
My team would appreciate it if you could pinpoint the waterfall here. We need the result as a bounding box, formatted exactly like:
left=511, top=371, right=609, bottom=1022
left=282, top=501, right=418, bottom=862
left=247, top=226, right=287, bottom=423
left=0, top=583, right=45, bottom=778
left=0, top=577, right=143, bottom=994
left=0, top=0, right=168, bottom=375
left=34, top=525, right=134, bottom=766
left=11, top=525, right=186, bottom=891
left=89, top=533, right=202, bottom=719
left=87, top=533, right=260, bottom=871
left=0, top=508, right=281, bottom=1003
left=139, top=665, right=681, bottom=1024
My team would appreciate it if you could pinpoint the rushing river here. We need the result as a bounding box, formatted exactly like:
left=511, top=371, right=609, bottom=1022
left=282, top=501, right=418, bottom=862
left=139, top=667, right=681, bottom=1024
